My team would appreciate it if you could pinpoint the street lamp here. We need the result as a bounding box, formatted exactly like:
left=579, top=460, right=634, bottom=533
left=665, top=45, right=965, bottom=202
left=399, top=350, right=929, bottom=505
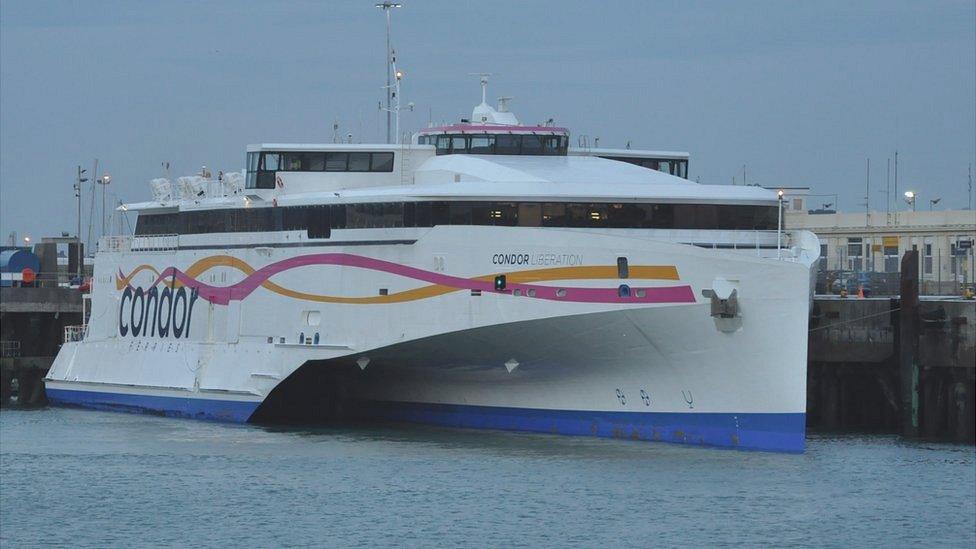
left=904, top=190, right=917, bottom=212
left=99, top=173, right=112, bottom=238
left=777, top=189, right=784, bottom=258
left=929, top=198, right=941, bottom=210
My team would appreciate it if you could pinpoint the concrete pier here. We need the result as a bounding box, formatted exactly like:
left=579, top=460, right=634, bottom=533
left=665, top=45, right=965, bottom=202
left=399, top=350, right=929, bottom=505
left=0, top=287, right=82, bottom=407
left=807, top=255, right=975, bottom=443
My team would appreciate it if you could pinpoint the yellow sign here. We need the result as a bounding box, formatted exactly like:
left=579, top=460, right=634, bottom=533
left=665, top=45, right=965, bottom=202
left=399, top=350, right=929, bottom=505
left=872, top=244, right=882, bottom=253
left=882, top=236, right=898, bottom=247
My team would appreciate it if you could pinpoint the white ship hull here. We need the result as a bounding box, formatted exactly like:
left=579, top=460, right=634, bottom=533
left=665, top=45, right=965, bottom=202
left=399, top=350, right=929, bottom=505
left=46, top=226, right=817, bottom=452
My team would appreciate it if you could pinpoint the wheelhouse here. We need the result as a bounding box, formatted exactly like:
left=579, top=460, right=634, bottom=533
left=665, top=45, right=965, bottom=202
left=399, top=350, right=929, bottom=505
left=415, top=124, right=570, bottom=156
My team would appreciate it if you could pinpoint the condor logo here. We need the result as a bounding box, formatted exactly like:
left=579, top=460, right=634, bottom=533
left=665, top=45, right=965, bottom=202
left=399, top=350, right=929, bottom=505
left=119, top=282, right=200, bottom=339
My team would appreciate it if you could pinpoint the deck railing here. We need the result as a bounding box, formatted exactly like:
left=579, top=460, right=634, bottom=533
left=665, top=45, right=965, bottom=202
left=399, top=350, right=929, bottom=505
left=64, top=325, right=87, bottom=343
left=101, top=234, right=178, bottom=253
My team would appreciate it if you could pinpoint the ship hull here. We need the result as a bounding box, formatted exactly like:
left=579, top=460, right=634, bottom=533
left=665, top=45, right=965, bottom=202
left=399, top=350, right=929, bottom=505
left=45, top=226, right=818, bottom=453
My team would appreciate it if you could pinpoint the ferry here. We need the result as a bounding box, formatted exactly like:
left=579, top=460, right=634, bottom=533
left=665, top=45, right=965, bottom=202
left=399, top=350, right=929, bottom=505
left=45, top=82, right=819, bottom=452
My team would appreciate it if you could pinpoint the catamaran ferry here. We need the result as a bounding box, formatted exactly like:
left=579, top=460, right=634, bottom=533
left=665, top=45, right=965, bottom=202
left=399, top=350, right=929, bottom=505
left=46, top=85, right=819, bottom=452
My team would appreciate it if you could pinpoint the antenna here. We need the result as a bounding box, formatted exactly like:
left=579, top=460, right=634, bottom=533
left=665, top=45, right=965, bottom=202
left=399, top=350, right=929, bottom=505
left=469, top=73, right=492, bottom=105
left=865, top=157, right=870, bottom=227
left=969, top=163, right=973, bottom=210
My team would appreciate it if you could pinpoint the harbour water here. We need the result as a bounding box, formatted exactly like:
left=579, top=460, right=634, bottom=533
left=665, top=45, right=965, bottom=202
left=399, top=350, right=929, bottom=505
left=1, top=408, right=973, bottom=548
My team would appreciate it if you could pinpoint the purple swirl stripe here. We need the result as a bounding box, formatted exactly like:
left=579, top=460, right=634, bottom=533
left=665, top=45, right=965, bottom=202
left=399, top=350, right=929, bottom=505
left=140, top=253, right=696, bottom=306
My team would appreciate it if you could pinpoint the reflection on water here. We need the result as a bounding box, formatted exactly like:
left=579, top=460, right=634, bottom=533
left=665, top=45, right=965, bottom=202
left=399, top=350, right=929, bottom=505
left=2, top=408, right=974, bottom=548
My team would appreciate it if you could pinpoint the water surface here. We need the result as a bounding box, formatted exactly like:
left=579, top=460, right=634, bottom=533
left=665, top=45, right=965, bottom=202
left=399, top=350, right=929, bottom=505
left=1, top=408, right=973, bottom=547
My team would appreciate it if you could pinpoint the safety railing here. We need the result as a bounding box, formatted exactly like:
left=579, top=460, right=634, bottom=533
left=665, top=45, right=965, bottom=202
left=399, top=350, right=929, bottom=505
left=100, top=234, right=178, bottom=253
left=64, top=325, right=87, bottom=343
left=1, top=340, right=21, bottom=358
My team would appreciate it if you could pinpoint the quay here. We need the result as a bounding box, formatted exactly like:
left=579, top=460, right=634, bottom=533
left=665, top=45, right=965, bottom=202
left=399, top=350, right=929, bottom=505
left=807, top=251, right=975, bottom=443
left=1, top=247, right=973, bottom=444
left=1, top=239, right=85, bottom=406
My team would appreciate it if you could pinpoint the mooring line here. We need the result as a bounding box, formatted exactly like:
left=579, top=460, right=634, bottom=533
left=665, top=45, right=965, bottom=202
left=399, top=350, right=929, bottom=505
left=808, top=307, right=902, bottom=333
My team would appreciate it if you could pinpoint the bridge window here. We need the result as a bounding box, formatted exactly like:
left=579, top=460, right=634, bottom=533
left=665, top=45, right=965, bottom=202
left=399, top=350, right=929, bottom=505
left=521, top=135, right=544, bottom=155
left=450, top=136, right=468, bottom=154
left=470, top=136, right=494, bottom=154
left=495, top=134, right=521, bottom=155
left=428, top=133, right=568, bottom=156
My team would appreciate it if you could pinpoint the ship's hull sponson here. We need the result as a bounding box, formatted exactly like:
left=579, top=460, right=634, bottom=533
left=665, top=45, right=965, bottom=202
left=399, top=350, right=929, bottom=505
left=46, top=226, right=818, bottom=452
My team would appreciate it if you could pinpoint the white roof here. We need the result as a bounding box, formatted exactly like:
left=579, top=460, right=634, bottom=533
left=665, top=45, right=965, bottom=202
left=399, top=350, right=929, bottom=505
left=569, top=147, right=689, bottom=160
left=126, top=148, right=776, bottom=212
left=246, top=143, right=410, bottom=152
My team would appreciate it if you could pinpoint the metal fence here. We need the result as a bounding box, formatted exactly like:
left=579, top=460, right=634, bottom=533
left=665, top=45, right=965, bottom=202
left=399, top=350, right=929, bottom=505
left=818, top=250, right=974, bottom=296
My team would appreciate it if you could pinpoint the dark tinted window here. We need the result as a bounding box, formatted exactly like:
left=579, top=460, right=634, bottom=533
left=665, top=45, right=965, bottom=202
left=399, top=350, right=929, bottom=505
left=326, top=153, right=348, bottom=171
left=495, top=135, right=521, bottom=155
left=371, top=152, right=394, bottom=172
left=521, top=135, right=544, bottom=155
left=136, top=202, right=777, bottom=236
left=469, top=136, right=494, bottom=154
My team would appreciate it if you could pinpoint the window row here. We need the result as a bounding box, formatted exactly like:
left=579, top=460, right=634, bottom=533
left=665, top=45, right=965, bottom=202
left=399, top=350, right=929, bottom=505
left=135, top=201, right=779, bottom=237
left=417, top=134, right=569, bottom=156
left=245, top=151, right=395, bottom=189
left=600, top=156, right=689, bottom=179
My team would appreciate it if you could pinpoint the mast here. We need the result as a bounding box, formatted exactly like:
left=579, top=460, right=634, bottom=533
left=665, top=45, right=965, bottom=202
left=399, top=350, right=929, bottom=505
left=376, top=2, right=401, bottom=144
left=865, top=158, right=870, bottom=227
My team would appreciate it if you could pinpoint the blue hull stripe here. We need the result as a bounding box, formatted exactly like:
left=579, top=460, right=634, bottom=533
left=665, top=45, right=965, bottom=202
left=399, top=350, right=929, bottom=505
left=46, top=388, right=804, bottom=452
left=46, top=388, right=259, bottom=423
left=368, top=401, right=806, bottom=453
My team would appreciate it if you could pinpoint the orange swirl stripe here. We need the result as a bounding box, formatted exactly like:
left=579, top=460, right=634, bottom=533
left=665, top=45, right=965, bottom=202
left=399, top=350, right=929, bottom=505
left=116, top=254, right=680, bottom=305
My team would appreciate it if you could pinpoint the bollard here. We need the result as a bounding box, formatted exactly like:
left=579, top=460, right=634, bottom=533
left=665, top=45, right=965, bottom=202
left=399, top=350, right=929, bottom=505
left=899, top=251, right=920, bottom=438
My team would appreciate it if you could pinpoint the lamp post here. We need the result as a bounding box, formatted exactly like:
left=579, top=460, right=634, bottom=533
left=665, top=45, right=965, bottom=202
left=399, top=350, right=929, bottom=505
left=904, top=190, right=917, bottom=212
left=75, top=166, right=88, bottom=279
left=777, top=189, right=784, bottom=258
left=99, top=173, right=111, bottom=238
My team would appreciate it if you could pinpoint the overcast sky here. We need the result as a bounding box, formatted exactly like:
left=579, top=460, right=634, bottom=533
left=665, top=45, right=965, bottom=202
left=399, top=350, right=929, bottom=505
left=1, top=0, right=974, bottom=244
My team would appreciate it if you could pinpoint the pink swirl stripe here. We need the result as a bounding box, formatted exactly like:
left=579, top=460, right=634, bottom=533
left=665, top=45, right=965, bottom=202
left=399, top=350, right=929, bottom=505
left=137, top=253, right=696, bottom=306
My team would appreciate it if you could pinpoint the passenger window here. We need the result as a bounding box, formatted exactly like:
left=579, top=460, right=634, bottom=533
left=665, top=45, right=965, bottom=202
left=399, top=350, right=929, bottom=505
left=348, top=153, right=371, bottom=171
left=306, top=153, right=326, bottom=171
left=518, top=203, right=541, bottom=227
left=282, top=153, right=304, bottom=171
left=371, top=152, right=394, bottom=172
left=261, top=153, right=280, bottom=171
left=657, top=161, right=670, bottom=174
left=469, top=136, right=494, bottom=154
left=326, top=152, right=348, bottom=171
left=617, top=257, right=629, bottom=278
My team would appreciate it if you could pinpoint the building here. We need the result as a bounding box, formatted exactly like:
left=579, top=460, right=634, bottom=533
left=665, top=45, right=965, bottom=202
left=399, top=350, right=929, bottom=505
left=771, top=187, right=976, bottom=293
